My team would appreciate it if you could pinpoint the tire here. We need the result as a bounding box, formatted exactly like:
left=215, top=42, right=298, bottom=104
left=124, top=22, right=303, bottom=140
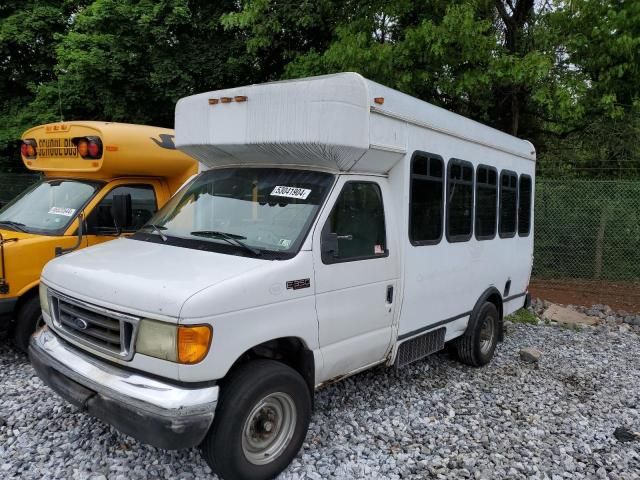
left=456, top=302, right=499, bottom=367
left=13, top=295, right=44, bottom=353
left=201, top=360, right=312, bottom=480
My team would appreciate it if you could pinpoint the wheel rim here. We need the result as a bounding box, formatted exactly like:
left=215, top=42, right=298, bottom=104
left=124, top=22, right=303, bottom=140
left=241, top=392, right=297, bottom=466
left=479, top=315, right=495, bottom=355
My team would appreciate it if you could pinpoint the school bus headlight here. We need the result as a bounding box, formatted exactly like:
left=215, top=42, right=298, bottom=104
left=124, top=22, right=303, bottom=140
left=136, top=320, right=212, bottom=364
left=39, top=283, right=50, bottom=317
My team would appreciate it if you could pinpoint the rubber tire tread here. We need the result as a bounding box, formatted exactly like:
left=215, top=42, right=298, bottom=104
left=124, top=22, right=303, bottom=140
left=13, top=294, right=41, bottom=353
left=201, top=359, right=311, bottom=480
left=456, top=302, right=499, bottom=367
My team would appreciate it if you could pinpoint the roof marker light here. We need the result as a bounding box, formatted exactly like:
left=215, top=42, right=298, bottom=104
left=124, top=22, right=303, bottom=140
left=234, top=96, right=248, bottom=102
left=208, top=98, right=219, bottom=105
left=374, top=97, right=385, bottom=105
left=220, top=97, right=232, bottom=103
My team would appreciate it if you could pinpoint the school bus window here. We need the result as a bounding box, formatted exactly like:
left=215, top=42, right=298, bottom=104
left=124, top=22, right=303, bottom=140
left=409, top=152, right=444, bottom=245
left=499, top=170, right=518, bottom=238
left=518, top=175, right=532, bottom=236
left=475, top=165, right=497, bottom=240
left=87, top=185, right=157, bottom=234
left=446, top=159, right=474, bottom=243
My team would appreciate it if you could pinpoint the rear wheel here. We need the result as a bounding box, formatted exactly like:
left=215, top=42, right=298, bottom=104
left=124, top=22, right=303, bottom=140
left=456, top=302, right=499, bottom=367
left=201, top=360, right=311, bottom=480
left=13, top=295, right=43, bottom=353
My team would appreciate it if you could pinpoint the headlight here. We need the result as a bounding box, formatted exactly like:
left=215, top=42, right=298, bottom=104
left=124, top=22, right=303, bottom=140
left=39, top=283, right=50, bottom=316
left=136, top=320, right=212, bottom=364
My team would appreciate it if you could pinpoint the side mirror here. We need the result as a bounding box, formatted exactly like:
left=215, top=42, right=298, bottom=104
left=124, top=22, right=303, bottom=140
left=321, top=232, right=339, bottom=259
left=111, top=194, right=132, bottom=234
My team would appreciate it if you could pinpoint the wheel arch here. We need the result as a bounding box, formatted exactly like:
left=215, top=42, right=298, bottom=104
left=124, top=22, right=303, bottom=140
left=16, top=282, right=39, bottom=312
left=223, top=336, right=315, bottom=398
left=470, top=287, right=504, bottom=341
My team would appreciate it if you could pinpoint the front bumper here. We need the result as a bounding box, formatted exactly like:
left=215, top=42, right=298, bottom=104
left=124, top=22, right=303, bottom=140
left=29, top=327, right=219, bottom=450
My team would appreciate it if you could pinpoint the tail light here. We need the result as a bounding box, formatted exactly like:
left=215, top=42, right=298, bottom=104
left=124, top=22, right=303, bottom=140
left=20, top=139, right=37, bottom=159
left=72, top=136, right=103, bottom=159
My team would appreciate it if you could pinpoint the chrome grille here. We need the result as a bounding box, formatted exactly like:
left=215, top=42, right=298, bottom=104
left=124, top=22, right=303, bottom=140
left=48, top=290, right=139, bottom=360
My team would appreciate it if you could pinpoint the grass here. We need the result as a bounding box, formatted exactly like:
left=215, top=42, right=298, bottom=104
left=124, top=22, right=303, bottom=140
left=506, top=308, right=539, bottom=325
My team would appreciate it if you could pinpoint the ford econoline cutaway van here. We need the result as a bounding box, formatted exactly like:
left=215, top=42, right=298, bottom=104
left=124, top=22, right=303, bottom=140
left=30, top=73, right=534, bottom=480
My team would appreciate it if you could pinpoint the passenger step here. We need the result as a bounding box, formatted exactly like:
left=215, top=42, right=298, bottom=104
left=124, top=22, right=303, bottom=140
left=395, top=327, right=446, bottom=368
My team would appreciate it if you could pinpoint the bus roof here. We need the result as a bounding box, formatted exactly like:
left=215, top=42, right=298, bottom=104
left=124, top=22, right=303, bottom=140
left=21, top=121, right=196, bottom=182
left=175, top=72, right=535, bottom=174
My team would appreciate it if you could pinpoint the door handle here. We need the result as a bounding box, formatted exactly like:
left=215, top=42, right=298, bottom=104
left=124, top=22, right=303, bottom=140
left=386, top=285, right=394, bottom=304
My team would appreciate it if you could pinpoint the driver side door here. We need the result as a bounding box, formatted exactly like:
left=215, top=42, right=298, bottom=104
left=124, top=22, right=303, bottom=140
left=313, top=176, right=399, bottom=383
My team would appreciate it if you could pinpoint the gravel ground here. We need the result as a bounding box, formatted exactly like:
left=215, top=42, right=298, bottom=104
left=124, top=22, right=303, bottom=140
left=1, top=321, right=639, bottom=479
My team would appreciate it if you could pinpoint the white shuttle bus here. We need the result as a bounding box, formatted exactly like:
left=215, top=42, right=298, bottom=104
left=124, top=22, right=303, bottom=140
left=31, top=73, right=535, bottom=480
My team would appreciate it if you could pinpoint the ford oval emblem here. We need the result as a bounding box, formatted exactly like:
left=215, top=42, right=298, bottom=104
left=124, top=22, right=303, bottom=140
left=72, top=317, right=89, bottom=330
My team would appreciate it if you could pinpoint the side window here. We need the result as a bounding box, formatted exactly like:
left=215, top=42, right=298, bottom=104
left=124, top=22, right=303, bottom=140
left=409, top=152, right=444, bottom=245
left=499, top=171, right=518, bottom=238
left=518, top=174, right=532, bottom=236
left=321, top=182, right=387, bottom=264
left=446, top=159, right=474, bottom=242
left=87, top=185, right=157, bottom=234
left=475, top=165, right=498, bottom=240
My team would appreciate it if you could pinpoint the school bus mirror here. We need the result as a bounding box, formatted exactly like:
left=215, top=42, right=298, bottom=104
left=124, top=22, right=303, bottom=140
left=111, top=194, right=132, bottom=235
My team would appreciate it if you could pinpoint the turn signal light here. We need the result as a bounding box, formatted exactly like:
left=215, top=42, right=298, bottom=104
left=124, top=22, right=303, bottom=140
left=177, top=325, right=212, bottom=364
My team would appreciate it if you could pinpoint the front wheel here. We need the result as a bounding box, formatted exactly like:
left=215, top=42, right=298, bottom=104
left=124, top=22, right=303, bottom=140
left=13, top=295, right=44, bottom=353
left=201, top=360, right=311, bottom=480
left=456, top=302, right=499, bottom=367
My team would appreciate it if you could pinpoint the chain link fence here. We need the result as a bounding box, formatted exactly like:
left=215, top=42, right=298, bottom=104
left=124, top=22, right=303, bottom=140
left=0, top=173, right=40, bottom=208
left=531, top=179, right=640, bottom=312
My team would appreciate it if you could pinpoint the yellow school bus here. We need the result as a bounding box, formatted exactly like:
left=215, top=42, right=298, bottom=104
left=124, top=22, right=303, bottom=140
left=0, top=122, right=197, bottom=350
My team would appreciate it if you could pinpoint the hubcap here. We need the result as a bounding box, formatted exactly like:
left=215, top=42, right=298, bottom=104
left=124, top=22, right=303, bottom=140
left=242, top=392, right=297, bottom=465
left=479, top=315, right=495, bottom=355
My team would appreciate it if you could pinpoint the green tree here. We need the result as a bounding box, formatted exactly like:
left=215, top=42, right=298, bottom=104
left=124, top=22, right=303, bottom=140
left=538, top=0, right=640, bottom=177
left=0, top=1, right=85, bottom=171
left=226, top=0, right=579, bottom=144
left=33, top=0, right=252, bottom=127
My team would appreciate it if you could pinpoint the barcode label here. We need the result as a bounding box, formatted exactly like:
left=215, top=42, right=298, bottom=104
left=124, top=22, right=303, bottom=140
left=270, top=186, right=311, bottom=200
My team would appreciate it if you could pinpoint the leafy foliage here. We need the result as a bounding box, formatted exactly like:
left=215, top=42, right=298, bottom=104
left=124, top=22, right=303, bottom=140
left=0, top=0, right=638, bottom=177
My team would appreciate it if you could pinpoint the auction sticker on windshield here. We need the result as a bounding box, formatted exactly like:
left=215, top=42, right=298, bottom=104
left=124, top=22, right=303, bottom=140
left=48, top=207, right=76, bottom=217
left=270, top=186, right=311, bottom=200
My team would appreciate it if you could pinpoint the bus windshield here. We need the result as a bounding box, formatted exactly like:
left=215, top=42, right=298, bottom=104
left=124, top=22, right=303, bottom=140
left=136, top=168, right=335, bottom=258
left=0, top=179, right=101, bottom=235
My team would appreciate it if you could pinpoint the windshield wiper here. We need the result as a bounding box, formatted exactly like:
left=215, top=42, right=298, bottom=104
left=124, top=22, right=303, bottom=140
left=141, top=224, right=168, bottom=242
left=0, top=221, right=27, bottom=233
left=190, top=230, right=262, bottom=256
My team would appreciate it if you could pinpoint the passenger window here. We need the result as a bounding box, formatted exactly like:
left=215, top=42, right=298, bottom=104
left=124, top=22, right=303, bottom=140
left=321, top=182, right=387, bottom=264
left=409, top=152, right=444, bottom=245
left=446, top=159, right=474, bottom=242
left=87, top=185, right=157, bottom=234
left=518, top=175, right=532, bottom=236
left=475, top=165, right=497, bottom=240
left=499, top=171, right=518, bottom=238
